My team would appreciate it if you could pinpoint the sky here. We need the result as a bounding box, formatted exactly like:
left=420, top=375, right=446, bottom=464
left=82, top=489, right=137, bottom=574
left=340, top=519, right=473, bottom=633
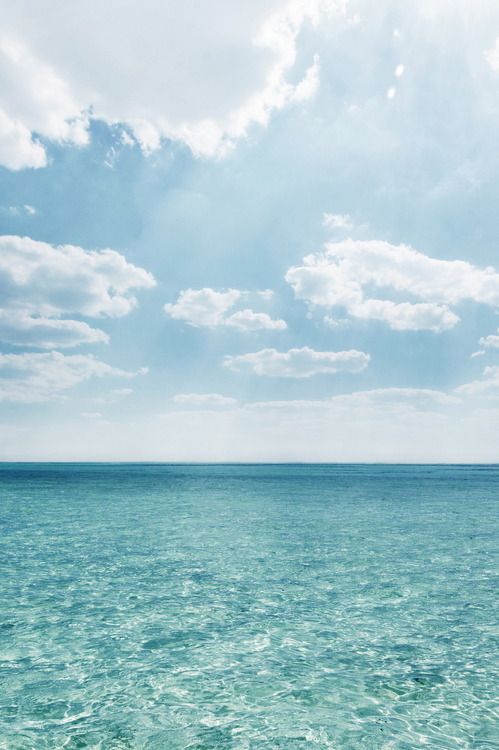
left=1, top=0, right=499, bottom=461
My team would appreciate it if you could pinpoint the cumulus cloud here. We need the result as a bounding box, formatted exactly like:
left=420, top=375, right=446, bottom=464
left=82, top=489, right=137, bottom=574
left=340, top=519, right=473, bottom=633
left=165, top=288, right=241, bottom=327
left=0, top=235, right=155, bottom=348
left=224, top=346, right=370, bottom=377
left=0, top=0, right=338, bottom=168
left=0, top=351, right=141, bottom=403
left=322, top=212, right=353, bottom=230
left=172, top=393, right=238, bottom=408
left=164, top=288, right=286, bottom=331
left=285, top=239, right=499, bottom=332
left=478, top=331, right=499, bottom=349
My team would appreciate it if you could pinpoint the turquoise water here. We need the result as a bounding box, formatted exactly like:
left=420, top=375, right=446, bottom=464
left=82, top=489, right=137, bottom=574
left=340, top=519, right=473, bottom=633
left=0, top=464, right=498, bottom=749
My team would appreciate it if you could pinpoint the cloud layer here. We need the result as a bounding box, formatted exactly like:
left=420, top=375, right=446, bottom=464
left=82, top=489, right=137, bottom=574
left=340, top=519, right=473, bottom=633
left=224, top=346, right=370, bottom=377
left=0, top=36, right=88, bottom=169
left=0, top=0, right=335, bottom=168
left=286, top=239, right=499, bottom=332
left=455, top=365, right=499, bottom=397
left=0, top=235, right=155, bottom=348
left=0, top=351, right=141, bottom=402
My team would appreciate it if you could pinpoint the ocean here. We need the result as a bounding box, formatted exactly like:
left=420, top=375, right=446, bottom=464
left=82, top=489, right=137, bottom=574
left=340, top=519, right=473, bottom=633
left=0, top=463, right=498, bottom=749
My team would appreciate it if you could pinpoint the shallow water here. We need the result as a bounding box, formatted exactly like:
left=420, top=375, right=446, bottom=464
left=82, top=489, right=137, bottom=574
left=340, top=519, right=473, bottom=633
left=1, top=463, right=498, bottom=749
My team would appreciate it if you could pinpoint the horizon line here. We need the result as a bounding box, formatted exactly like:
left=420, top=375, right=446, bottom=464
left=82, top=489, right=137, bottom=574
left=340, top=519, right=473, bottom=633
left=1, top=460, right=498, bottom=466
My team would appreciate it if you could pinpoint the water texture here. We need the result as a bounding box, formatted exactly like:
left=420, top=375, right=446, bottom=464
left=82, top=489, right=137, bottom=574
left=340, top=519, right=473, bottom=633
left=0, top=463, right=498, bottom=749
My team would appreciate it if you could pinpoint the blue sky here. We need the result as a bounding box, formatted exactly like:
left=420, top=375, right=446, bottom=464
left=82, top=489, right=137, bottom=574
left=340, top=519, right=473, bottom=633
left=2, top=0, right=499, bottom=460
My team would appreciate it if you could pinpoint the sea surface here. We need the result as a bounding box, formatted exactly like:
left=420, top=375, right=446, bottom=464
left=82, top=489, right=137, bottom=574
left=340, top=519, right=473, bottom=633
left=0, top=463, right=498, bottom=749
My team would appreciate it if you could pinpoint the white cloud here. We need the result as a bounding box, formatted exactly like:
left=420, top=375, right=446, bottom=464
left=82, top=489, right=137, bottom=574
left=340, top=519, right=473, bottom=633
left=0, top=36, right=88, bottom=170
left=290, top=53, right=320, bottom=102
left=257, top=289, right=275, bottom=300
left=394, top=64, right=405, bottom=78
left=224, top=346, right=370, bottom=377
left=285, top=239, right=499, bottom=332
left=322, top=212, right=354, bottom=231
left=0, top=0, right=338, bottom=168
left=172, top=393, right=238, bottom=408
left=478, top=331, right=499, bottom=349
left=225, top=309, right=287, bottom=331
left=0, top=311, right=109, bottom=349
left=0, top=351, right=141, bottom=403
left=0, top=235, right=156, bottom=317
left=1, top=204, right=37, bottom=217
left=349, top=299, right=457, bottom=332
left=323, top=314, right=349, bottom=328
left=164, top=288, right=286, bottom=331
left=484, top=37, right=499, bottom=71
left=165, top=288, right=241, bottom=327
left=0, top=235, right=155, bottom=348
left=0, top=108, right=47, bottom=170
